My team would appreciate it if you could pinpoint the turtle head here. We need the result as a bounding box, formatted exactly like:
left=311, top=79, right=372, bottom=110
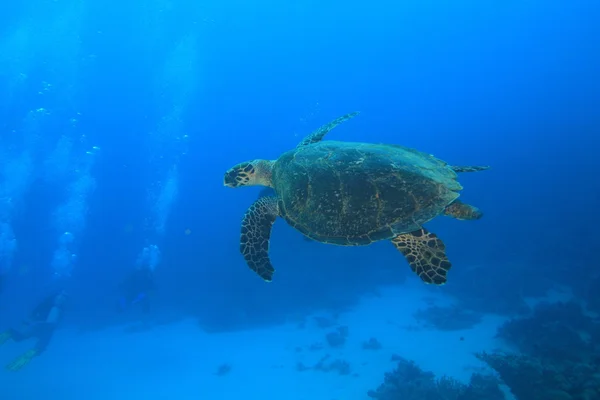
left=224, top=159, right=274, bottom=188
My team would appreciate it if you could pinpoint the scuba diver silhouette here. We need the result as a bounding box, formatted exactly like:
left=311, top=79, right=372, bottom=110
left=116, top=266, right=156, bottom=314
left=0, top=289, right=68, bottom=371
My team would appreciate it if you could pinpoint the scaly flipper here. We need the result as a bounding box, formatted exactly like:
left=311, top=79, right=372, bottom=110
left=391, top=228, right=451, bottom=285
left=444, top=200, right=482, bottom=220
left=297, top=111, right=360, bottom=147
left=450, top=165, right=490, bottom=173
left=240, top=196, right=280, bottom=281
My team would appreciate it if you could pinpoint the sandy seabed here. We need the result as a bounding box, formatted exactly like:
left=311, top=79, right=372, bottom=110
left=0, top=282, right=511, bottom=400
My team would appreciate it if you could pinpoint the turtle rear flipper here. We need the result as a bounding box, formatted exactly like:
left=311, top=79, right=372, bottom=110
left=391, top=229, right=451, bottom=285
left=450, top=165, right=490, bottom=173
left=297, top=112, right=360, bottom=147
left=444, top=200, right=483, bottom=220
left=240, top=196, right=280, bottom=281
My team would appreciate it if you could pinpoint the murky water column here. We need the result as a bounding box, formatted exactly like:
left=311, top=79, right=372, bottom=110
left=49, top=143, right=99, bottom=278
left=0, top=0, right=88, bottom=282
left=0, top=24, right=40, bottom=115
left=0, top=0, right=86, bottom=118
left=41, top=0, right=89, bottom=280
left=136, top=33, right=197, bottom=270
left=0, top=152, right=33, bottom=276
left=0, top=108, right=50, bottom=277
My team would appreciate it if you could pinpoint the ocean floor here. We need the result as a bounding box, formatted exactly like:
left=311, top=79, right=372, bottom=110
left=0, top=282, right=511, bottom=400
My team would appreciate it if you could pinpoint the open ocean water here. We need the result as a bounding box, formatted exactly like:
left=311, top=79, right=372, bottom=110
left=0, top=1, right=599, bottom=399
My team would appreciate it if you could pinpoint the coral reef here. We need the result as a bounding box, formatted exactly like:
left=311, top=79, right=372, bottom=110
left=579, top=275, right=600, bottom=315
left=443, top=261, right=557, bottom=316
left=496, top=301, right=598, bottom=363
left=296, top=354, right=352, bottom=376
left=362, top=337, right=382, bottom=350
left=413, top=305, right=483, bottom=331
left=314, top=354, right=351, bottom=375
left=367, top=356, right=503, bottom=400
left=478, top=301, right=600, bottom=400
left=313, top=315, right=337, bottom=329
left=476, top=352, right=600, bottom=400
left=326, top=326, right=349, bottom=347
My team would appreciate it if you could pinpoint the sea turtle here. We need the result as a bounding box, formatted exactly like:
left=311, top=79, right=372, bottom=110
left=256, top=187, right=314, bottom=243
left=223, top=112, right=489, bottom=285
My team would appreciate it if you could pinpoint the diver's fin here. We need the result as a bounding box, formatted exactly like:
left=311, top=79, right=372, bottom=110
left=6, top=348, right=38, bottom=372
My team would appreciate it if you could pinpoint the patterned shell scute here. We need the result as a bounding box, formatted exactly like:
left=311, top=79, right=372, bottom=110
left=272, top=141, right=461, bottom=245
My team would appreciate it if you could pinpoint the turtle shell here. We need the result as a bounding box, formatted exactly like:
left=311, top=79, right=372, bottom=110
left=272, top=141, right=461, bottom=245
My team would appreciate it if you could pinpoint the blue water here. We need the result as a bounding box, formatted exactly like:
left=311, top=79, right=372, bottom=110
left=0, top=0, right=599, bottom=399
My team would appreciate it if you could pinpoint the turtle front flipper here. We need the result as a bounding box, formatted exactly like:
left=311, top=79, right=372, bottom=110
left=297, top=111, right=360, bottom=147
left=450, top=165, right=490, bottom=173
left=444, top=200, right=483, bottom=220
left=240, top=196, right=280, bottom=281
left=391, top=229, right=451, bottom=285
